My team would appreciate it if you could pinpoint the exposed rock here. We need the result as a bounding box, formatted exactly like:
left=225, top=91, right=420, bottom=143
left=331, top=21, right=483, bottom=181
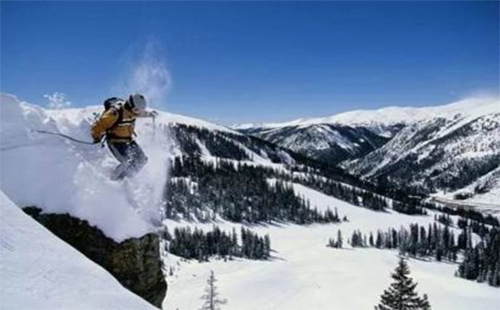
left=23, top=207, right=166, bottom=309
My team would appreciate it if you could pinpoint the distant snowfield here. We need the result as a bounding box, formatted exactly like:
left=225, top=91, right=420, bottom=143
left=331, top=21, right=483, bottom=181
left=0, top=190, right=156, bottom=310
left=235, top=95, right=500, bottom=130
left=163, top=184, right=500, bottom=310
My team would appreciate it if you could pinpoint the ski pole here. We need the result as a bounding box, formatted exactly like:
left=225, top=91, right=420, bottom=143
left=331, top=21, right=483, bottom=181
left=31, top=129, right=99, bottom=145
left=152, top=115, right=156, bottom=142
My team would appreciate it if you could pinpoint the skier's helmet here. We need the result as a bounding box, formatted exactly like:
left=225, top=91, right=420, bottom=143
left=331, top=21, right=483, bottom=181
left=127, top=93, right=147, bottom=111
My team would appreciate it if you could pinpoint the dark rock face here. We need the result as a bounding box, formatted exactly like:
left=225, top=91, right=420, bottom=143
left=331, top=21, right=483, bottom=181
left=23, top=207, right=166, bottom=309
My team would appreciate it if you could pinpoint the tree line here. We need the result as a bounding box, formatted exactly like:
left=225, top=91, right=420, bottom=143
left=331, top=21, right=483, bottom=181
left=423, top=201, right=499, bottom=227
left=328, top=219, right=500, bottom=287
left=345, top=223, right=460, bottom=262
left=457, top=226, right=500, bottom=287
left=294, top=174, right=428, bottom=215
left=169, top=124, right=434, bottom=216
left=166, top=226, right=271, bottom=261
left=167, top=157, right=345, bottom=224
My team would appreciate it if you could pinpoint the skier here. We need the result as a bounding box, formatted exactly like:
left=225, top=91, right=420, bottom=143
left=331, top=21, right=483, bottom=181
left=90, top=93, right=157, bottom=180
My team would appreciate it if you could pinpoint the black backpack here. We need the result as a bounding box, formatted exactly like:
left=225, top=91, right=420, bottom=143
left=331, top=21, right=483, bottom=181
left=102, top=97, right=125, bottom=134
left=104, top=97, right=124, bottom=111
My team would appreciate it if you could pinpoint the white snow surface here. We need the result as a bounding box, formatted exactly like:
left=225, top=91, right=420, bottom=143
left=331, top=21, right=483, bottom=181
left=236, top=95, right=500, bottom=130
left=0, top=93, right=173, bottom=242
left=163, top=183, right=500, bottom=310
left=0, top=189, right=156, bottom=310
left=434, top=166, right=500, bottom=214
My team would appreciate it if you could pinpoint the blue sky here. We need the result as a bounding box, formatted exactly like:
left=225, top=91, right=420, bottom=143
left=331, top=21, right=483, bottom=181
left=1, top=1, right=498, bottom=124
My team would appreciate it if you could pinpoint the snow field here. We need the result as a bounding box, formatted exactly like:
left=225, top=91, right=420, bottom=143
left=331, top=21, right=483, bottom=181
left=163, top=183, right=500, bottom=310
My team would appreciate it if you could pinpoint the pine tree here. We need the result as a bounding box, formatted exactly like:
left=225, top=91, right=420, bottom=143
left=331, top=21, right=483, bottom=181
left=200, top=270, right=227, bottom=310
left=420, top=294, right=431, bottom=310
left=337, top=230, right=343, bottom=248
left=375, top=257, right=432, bottom=310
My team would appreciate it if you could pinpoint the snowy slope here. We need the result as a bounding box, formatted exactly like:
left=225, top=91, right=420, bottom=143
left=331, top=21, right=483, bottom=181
left=239, top=123, right=389, bottom=165
left=345, top=110, right=500, bottom=206
left=235, top=96, right=499, bottom=168
left=0, top=93, right=169, bottom=241
left=0, top=190, right=156, bottom=310
left=0, top=94, right=161, bottom=241
left=163, top=184, right=500, bottom=310
left=236, top=95, right=499, bottom=133
left=435, top=166, right=500, bottom=212
left=235, top=95, right=500, bottom=206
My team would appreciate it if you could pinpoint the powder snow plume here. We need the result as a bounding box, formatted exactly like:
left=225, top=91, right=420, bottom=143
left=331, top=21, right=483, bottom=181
left=0, top=92, right=172, bottom=241
left=124, top=39, right=172, bottom=109
left=122, top=39, right=172, bottom=225
left=1, top=39, right=175, bottom=240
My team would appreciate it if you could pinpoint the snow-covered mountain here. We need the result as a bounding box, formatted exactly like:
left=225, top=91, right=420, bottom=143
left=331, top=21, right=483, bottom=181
left=345, top=107, right=500, bottom=206
left=2, top=93, right=499, bottom=309
left=239, top=123, right=391, bottom=165
left=445, top=166, right=500, bottom=208
left=235, top=96, right=500, bottom=206
left=235, top=96, right=499, bottom=134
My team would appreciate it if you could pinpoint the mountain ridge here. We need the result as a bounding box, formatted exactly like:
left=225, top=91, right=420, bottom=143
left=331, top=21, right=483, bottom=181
left=233, top=95, right=499, bottom=133
left=233, top=95, right=500, bottom=208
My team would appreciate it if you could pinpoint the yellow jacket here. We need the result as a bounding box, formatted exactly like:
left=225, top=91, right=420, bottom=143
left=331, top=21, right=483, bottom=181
left=91, top=107, right=139, bottom=142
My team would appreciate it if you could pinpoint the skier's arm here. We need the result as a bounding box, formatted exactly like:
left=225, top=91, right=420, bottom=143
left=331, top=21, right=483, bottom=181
left=135, top=109, right=158, bottom=118
left=90, top=109, right=119, bottom=140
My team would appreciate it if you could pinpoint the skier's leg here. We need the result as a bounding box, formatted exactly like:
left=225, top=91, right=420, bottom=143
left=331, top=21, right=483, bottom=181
left=123, top=141, right=148, bottom=177
left=108, top=141, right=133, bottom=180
